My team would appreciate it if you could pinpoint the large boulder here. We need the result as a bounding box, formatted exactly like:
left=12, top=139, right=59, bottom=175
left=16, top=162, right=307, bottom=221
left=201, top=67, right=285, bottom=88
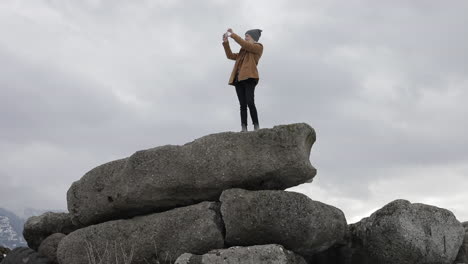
left=349, top=199, right=464, bottom=264
left=38, top=233, right=66, bottom=264
left=23, top=212, right=81, bottom=251
left=57, top=202, right=224, bottom=264
left=455, top=221, right=468, bottom=263
left=220, top=188, right=347, bottom=259
left=1, top=247, right=50, bottom=264
left=175, top=244, right=308, bottom=264
left=67, top=123, right=316, bottom=226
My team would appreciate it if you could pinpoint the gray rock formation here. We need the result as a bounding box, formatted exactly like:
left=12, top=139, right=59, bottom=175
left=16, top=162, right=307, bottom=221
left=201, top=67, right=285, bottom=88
left=455, top=221, right=468, bottom=264
left=57, top=202, right=224, bottom=264
left=38, top=233, right=65, bottom=264
left=67, top=123, right=316, bottom=226
left=220, top=188, right=347, bottom=259
left=349, top=199, right=464, bottom=264
left=23, top=212, right=81, bottom=251
left=175, top=244, right=308, bottom=264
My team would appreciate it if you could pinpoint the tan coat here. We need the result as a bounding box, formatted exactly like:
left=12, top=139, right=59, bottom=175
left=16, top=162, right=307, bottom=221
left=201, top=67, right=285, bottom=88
left=222, top=33, right=263, bottom=86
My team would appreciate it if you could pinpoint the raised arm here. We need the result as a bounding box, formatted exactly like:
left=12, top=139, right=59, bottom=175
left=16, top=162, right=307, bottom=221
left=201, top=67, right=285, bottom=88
left=230, top=33, right=263, bottom=55
left=222, top=41, right=238, bottom=60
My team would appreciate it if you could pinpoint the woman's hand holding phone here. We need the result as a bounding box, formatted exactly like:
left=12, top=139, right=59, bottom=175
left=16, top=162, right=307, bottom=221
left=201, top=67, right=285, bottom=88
left=222, top=28, right=234, bottom=42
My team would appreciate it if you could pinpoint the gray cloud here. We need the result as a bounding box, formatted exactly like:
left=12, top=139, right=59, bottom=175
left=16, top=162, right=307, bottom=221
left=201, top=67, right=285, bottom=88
left=1, top=0, right=467, bottom=223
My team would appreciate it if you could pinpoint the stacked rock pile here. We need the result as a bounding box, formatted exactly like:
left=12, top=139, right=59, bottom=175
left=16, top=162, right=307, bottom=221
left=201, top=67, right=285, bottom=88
left=15, top=123, right=467, bottom=264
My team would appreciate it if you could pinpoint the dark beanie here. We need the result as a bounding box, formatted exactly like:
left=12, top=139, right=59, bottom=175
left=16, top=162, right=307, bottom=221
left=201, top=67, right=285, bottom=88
left=245, top=29, right=262, bottom=41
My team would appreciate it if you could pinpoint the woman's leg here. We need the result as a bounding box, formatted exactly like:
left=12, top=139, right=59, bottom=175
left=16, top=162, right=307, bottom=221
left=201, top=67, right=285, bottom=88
left=245, top=79, right=259, bottom=128
left=235, top=83, right=248, bottom=130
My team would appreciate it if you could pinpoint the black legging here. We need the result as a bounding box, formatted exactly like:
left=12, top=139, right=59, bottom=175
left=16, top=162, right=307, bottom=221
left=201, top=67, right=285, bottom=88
left=234, top=78, right=259, bottom=126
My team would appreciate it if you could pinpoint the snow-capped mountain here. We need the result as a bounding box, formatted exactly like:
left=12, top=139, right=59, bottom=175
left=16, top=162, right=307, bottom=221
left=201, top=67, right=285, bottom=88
left=0, top=208, right=27, bottom=249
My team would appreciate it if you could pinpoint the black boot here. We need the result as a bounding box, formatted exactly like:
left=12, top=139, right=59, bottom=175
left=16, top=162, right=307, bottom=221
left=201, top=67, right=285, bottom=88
left=241, top=124, right=248, bottom=132
left=254, top=123, right=260, bottom=131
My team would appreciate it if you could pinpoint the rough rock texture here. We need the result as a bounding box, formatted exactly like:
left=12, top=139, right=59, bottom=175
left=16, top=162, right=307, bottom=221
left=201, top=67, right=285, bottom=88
left=38, top=233, right=66, bottom=264
left=23, top=212, right=81, bottom=251
left=57, top=202, right=225, bottom=264
left=174, top=244, right=308, bottom=264
left=1, top=247, right=50, bottom=264
left=455, top=221, right=468, bottom=264
left=220, top=188, right=347, bottom=259
left=67, top=123, right=316, bottom=226
left=348, top=199, right=464, bottom=264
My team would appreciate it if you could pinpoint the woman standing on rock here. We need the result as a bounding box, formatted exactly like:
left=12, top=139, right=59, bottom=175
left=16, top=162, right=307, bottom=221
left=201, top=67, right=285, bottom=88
left=222, top=28, right=263, bottom=132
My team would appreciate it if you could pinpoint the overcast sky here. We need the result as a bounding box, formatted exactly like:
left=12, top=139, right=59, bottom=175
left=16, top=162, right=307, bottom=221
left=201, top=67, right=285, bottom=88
left=1, top=0, right=467, bottom=223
